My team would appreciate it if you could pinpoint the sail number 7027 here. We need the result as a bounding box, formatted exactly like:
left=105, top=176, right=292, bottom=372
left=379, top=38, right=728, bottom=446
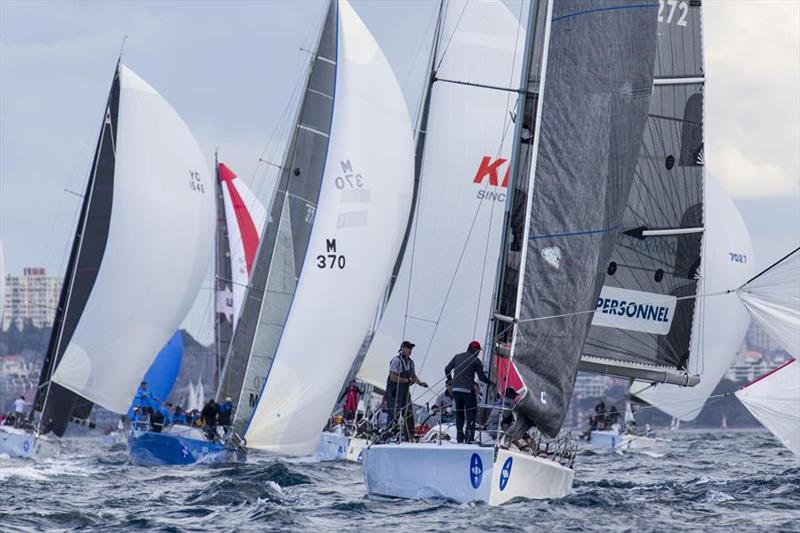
left=658, top=0, right=688, bottom=27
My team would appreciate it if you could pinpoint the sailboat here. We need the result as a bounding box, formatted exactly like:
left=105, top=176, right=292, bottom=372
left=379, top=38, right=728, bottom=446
left=0, top=61, right=214, bottom=460
left=126, top=159, right=265, bottom=466
left=734, top=248, right=799, bottom=456
left=623, top=174, right=754, bottom=442
left=363, top=0, right=662, bottom=504
left=216, top=0, right=413, bottom=458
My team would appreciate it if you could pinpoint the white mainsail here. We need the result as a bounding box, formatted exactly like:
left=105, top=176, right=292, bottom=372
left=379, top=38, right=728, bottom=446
left=50, top=65, right=214, bottom=414
left=736, top=359, right=799, bottom=456
left=631, top=173, right=755, bottom=420
left=241, top=0, right=414, bottom=455
left=357, top=0, right=525, bottom=397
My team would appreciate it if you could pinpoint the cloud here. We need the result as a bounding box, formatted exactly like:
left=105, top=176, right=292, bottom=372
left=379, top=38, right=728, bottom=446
left=709, top=143, right=799, bottom=198
left=704, top=0, right=800, bottom=199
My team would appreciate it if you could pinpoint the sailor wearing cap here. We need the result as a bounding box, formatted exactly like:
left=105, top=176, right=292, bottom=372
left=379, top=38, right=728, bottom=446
left=386, top=340, right=428, bottom=441
left=444, top=341, right=493, bottom=443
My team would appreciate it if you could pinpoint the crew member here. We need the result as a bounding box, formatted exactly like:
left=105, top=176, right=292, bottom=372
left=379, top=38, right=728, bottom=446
left=13, top=395, right=29, bottom=428
left=218, top=397, right=234, bottom=427
left=444, top=341, right=492, bottom=443
left=339, top=380, right=361, bottom=422
left=201, top=399, right=219, bottom=428
left=387, top=341, right=428, bottom=441
left=487, top=387, right=518, bottom=437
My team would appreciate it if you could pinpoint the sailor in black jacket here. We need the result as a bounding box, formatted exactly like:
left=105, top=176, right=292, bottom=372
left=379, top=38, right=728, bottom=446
left=444, top=341, right=492, bottom=443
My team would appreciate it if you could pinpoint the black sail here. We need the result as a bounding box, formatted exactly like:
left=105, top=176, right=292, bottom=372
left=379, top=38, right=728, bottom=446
left=214, top=158, right=234, bottom=386
left=496, top=0, right=658, bottom=438
left=217, top=1, right=337, bottom=434
left=582, top=0, right=705, bottom=373
left=35, top=67, right=121, bottom=436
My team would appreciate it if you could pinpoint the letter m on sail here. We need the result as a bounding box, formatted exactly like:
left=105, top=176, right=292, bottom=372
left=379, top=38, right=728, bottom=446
left=473, top=156, right=508, bottom=187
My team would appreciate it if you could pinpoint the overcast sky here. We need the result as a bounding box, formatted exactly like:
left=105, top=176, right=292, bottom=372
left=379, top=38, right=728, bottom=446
left=1, top=0, right=798, bottom=342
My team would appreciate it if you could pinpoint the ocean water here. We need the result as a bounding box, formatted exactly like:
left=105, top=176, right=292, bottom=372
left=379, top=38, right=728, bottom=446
left=0, top=430, right=797, bottom=532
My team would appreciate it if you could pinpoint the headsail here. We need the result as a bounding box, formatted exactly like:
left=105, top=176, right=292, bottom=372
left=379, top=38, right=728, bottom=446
left=220, top=0, right=413, bottom=455
left=736, top=359, right=799, bottom=456
left=735, top=247, right=800, bottom=356
left=631, top=174, right=754, bottom=420
left=214, top=161, right=266, bottom=382
left=580, top=0, right=706, bottom=386
left=35, top=64, right=214, bottom=435
left=357, top=0, right=526, bottom=396
left=494, top=0, right=658, bottom=438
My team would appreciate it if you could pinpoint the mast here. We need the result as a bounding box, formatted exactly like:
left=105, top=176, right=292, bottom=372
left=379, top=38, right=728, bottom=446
left=36, top=63, right=122, bottom=435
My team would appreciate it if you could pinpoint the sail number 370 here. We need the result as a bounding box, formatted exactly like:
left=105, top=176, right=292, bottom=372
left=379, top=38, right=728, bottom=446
left=658, top=0, right=688, bottom=27
left=316, top=238, right=346, bottom=269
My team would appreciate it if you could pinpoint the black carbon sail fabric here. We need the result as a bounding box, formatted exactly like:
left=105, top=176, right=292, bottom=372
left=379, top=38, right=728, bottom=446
left=36, top=67, right=121, bottom=436
left=219, top=1, right=337, bottom=434
left=509, top=0, right=658, bottom=438
left=583, top=0, right=705, bottom=370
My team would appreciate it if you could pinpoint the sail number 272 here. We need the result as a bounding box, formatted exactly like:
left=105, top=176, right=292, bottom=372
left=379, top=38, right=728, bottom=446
left=658, top=0, right=688, bottom=27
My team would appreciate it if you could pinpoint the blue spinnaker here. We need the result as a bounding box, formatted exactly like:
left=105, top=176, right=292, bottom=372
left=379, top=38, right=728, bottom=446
left=129, top=331, right=183, bottom=416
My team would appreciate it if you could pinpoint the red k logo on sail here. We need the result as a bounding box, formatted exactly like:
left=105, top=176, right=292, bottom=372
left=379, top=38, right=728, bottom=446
left=473, top=156, right=508, bottom=202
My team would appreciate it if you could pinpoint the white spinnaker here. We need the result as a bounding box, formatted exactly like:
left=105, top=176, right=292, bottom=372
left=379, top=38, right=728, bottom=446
left=736, top=359, right=800, bottom=456
left=357, top=0, right=525, bottom=398
left=244, top=0, right=414, bottom=455
left=632, top=173, right=754, bottom=421
left=736, top=249, right=800, bottom=357
left=220, top=173, right=266, bottom=330
left=52, top=65, right=214, bottom=414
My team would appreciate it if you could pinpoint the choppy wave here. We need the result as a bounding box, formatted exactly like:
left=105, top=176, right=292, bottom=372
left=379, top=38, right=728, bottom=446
left=0, top=431, right=797, bottom=532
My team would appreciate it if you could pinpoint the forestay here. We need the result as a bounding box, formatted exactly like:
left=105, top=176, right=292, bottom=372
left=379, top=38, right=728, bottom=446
left=221, top=0, right=414, bottom=456
left=38, top=64, right=213, bottom=433
left=632, top=174, right=754, bottom=420
left=582, top=0, right=706, bottom=378
left=357, top=0, right=526, bottom=398
left=736, top=359, right=800, bottom=456
left=495, top=0, right=658, bottom=438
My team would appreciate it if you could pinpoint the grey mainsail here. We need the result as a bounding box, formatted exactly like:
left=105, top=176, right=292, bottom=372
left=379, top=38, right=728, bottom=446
left=493, top=0, right=658, bottom=438
left=580, top=0, right=705, bottom=383
left=217, top=1, right=338, bottom=434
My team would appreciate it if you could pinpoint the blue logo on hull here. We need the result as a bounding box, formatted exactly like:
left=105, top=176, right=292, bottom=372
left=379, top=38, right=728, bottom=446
left=469, top=453, right=483, bottom=489
left=499, top=457, right=513, bottom=491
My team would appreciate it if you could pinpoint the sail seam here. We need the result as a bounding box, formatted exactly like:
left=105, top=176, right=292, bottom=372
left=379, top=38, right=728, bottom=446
left=551, top=3, right=657, bottom=23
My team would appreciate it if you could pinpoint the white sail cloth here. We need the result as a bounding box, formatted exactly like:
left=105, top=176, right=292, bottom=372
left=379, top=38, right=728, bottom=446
left=51, top=65, right=214, bottom=414
left=357, top=0, right=525, bottom=398
left=632, top=174, right=754, bottom=420
left=243, top=0, right=414, bottom=455
left=736, top=359, right=800, bottom=456
left=218, top=164, right=266, bottom=330
left=736, top=249, right=800, bottom=357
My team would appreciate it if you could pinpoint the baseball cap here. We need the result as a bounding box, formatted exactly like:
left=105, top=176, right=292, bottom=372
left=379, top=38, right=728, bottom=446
left=468, top=340, right=482, bottom=351
left=401, top=340, right=416, bottom=349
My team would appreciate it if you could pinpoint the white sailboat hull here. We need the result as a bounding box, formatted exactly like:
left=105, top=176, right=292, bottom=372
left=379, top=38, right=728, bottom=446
left=362, top=443, right=573, bottom=505
left=589, top=429, right=657, bottom=451
left=0, top=426, right=60, bottom=460
left=316, top=432, right=349, bottom=461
